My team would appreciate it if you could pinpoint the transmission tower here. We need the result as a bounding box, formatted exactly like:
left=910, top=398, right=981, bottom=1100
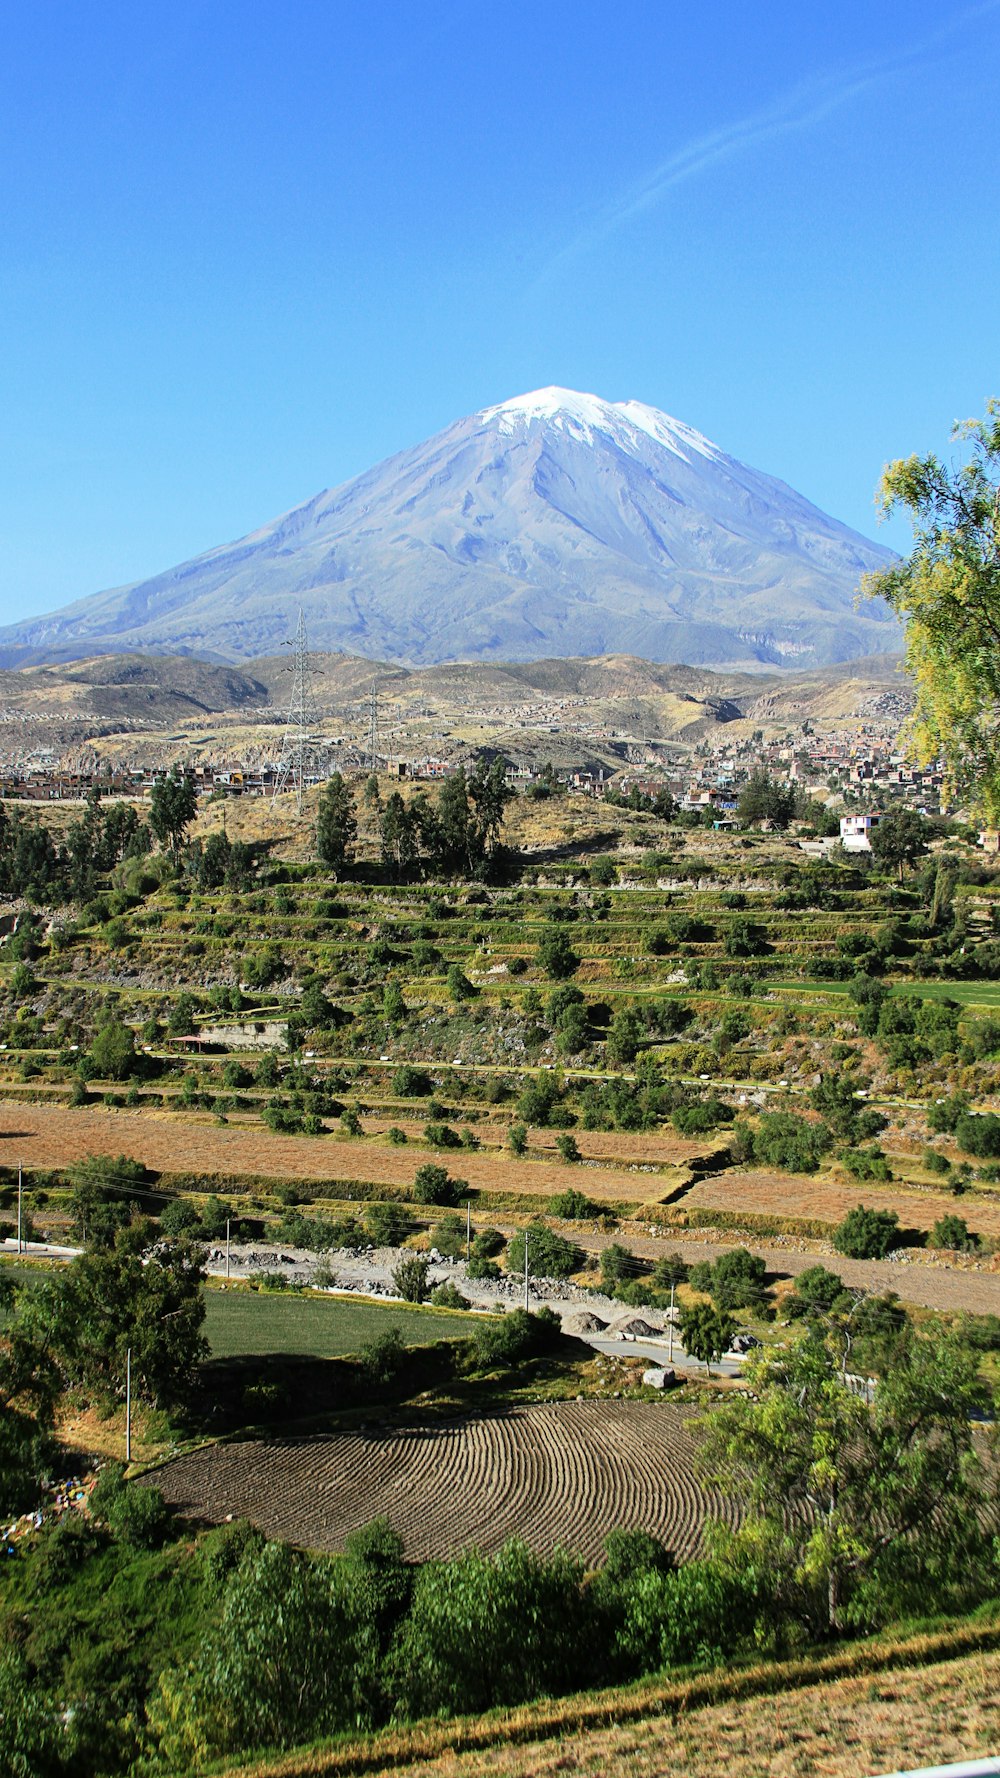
left=367, top=676, right=381, bottom=774
left=272, top=609, right=314, bottom=814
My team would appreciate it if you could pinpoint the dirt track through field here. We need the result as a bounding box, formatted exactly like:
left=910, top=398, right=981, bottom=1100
left=0, top=1103, right=691, bottom=1204
left=144, top=1400, right=734, bottom=1563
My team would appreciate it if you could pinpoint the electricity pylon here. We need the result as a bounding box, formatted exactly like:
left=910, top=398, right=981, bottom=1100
left=367, top=676, right=381, bottom=773
left=272, top=609, right=314, bottom=814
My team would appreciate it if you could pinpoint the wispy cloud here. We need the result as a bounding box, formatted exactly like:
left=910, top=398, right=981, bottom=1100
left=535, top=0, right=1000, bottom=288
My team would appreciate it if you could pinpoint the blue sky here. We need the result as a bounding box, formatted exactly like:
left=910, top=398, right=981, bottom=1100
left=2, top=0, right=999, bottom=625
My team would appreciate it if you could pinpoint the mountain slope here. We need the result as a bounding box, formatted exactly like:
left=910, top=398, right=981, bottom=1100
left=0, top=388, right=899, bottom=669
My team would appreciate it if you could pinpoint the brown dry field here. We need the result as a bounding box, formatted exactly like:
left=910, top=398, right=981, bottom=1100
left=304, top=1648, right=1000, bottom=1778
left=144, top=1400, right=736, bottom=1565
left=362, top=1117, right=714, bottom=1167
left=687, top=1168, right=1000, bottom=1241
left=0, top=1101, right=695, bottom=1204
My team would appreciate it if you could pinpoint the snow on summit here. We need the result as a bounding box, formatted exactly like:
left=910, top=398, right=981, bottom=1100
left=479, top=386, right=721, bottom=462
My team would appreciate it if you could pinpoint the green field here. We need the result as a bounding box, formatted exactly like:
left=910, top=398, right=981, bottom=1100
left=202, top=1286, right=483, bottom=1358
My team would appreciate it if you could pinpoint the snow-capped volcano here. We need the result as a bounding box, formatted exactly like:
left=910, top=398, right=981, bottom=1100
left=0, top=387, right=899, bottom=669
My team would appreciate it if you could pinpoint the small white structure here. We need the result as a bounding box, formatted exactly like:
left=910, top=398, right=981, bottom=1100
left=840, top=812, right=882, bottom=852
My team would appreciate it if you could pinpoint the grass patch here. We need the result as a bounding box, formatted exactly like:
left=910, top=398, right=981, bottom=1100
left=202, top=1288, right=483, bottom=1359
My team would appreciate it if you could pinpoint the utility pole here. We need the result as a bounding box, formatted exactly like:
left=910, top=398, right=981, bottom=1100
left=225, top=1218, right=231, bottom=1281
left=466, top=1202, right=471, bottom=1264
left=273, top=608, right=314, bottom=815
left=523, top=1227, right=529, bottom=1312
left=17, top=1162, right=22, bottom=1255
left=125, top=1347, right=132, bottom=1465
left=668, top=1281, right=675, bottom=1365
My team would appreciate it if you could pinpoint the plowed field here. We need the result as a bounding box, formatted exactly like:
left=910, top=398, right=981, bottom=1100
left=145, top=1400, right=735, bottom=1563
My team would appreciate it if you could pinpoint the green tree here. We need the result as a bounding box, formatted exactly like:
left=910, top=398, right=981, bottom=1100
left=707, top=1247, right=768, bottom=1312
left=736, top=769, right=795, bottom=829
left=467, top=757, right=515, bottom=856
left=698, top=1332, right=993, bottom=1634
left=316, top=772, right=357, bottom=870
left=678, top=1302, right=735, bottom=1374
left=56, top=1222, right=207, bottom=1410
left=149, top=765, right=197, bottom=859
left=600, top=1242, right=634, bottom=1292
left=0, top=1280, right=60, bottom=1515
left=379, top=791, right=419, bottom=877
left=436, top=768, right=475, bottom=875
left=507, top=1121, right=528, bottom=1155
left=411, top=1163, right=464, bottom=1207
left=149, top=1541, right=365, bottom=1764
left=606, top=1004, right=644, bottom=1064
left=507, top=1221, right=578, bottom=1278
left=863, top=403, right=1000, bottom=820
left=537, top=928, right=580, bottom=980
left=67, top=1152, right=149, bottom=1246
left=390, top=1539, right=584, bottom=1719
left=870, top=808, right=931, bottom=881
left=446, top=964, right=476, bottom=1002
left=89, top=1012, right=138, bottom=1082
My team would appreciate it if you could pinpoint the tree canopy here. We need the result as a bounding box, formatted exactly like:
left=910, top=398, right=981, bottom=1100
left=864, top=401, right=1000, bottom=820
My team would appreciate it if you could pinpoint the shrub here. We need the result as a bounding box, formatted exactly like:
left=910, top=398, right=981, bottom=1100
left=507, top=1221, right=578, bottom=1278
left=507, top=1122, right=528, bottom=1155
left=555, top=1132, right=581, bottom=1164
left=928, top=1213, right=978, bottom=1252
left=740, top=1112, right=832, bottom=1173
left=549, top=1188, right=596, bottom=1219
left=833, top=1204, right=901, bottom=1259
left=390, top=1538, right=585, bottom=1718
left=429, top=1281, right=469, bottom=1310
left=392, top=1255, right=430, bottom=1303
left=430, top=1213, right=468, bottom=1257
left=412, top=1164, right=465, bottom=1207
left=424, top=1121, right=462, bottom=1149
left=652, top=1252, right=689, bottom=1289
left=841, top=1146, right=893, bottom=1182
left=394, top=1065, right=432, bottom=1097
left=672, top=1097, right=731, bottom=1135
left=614, top=1560, right=756, bottom=1675
left=600, top=1243, right=635, bottom=1291
left=955, top=1112, right=1000, bottom=1159
left=471, top=1308, right=559, bottom=1370
left=364, top=1202, right=412, bottom=1247
left=90, top=1465, right=171, bottom=1548
left=359, top=1327, right=405, bottom=1387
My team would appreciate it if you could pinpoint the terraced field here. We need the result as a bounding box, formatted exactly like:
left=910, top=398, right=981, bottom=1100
left=686, top=1169, right=1000, bottom=1241
left=0, top=1101, right=704, bottom=1203
left=145, top=1400, right=735, bottom=1563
